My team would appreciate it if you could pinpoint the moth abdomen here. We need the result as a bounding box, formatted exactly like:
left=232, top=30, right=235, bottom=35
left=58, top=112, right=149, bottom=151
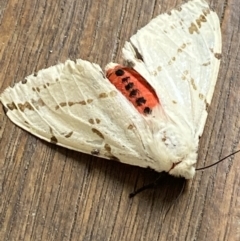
left=106, top=64, right=160, bottom=115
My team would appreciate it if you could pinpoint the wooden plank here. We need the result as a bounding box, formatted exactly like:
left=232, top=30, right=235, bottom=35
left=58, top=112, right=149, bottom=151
left=0, top=0, right=239, bottom=240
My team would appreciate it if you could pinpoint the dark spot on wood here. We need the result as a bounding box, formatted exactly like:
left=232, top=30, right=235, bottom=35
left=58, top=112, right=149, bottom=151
left=136, top=97, right=146, bottom=106
left=144, top=107, right=152, bottom=114
left=92, top=128, right=104, bottom=139
left=129, top=89, right=138, bottom=97
left=125, top=82, right=134, bottom=90
left=115, top=69, right=124, bottom=76
left=65, top=131, right=73, bottom=138
left=32, top=87, right=36, bottom=91
left=36, top=87, right=40, bottom=92
left=50, top=136, right=58, bottom=144
left=122, top=77, right=130, bottom=83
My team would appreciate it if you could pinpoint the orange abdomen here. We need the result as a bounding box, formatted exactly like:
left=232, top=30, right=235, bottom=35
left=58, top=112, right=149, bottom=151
left=106, top=65, right=159, bottom=114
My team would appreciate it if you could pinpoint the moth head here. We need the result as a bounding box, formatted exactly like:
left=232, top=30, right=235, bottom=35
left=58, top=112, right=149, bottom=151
left=168, top=154, right=196, bottom=179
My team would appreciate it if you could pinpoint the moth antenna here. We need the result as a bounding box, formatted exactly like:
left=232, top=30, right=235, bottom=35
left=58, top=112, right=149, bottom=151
left=129, top=172, right=168, bottom=198
left=196, top=149, right=240, bottom=171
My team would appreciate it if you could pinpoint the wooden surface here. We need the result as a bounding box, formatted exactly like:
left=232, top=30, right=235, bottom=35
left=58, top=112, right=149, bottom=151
left=0, top=0, right=239, bottom=240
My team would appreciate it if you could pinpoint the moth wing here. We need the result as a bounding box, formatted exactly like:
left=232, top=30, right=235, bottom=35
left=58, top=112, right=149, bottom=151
left=122, top=0, right=221, bottom=139
left=0, top=59, right=152, bottom=167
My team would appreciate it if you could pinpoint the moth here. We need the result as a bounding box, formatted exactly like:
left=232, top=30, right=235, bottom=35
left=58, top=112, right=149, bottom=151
left=0, top=0, right=221, bottom=179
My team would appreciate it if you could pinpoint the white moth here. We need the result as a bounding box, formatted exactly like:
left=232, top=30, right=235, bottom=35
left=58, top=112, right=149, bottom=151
left=0, top=0, right=221, bottom=179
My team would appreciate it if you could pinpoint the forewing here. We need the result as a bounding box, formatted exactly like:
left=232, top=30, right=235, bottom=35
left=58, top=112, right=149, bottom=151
left=0, top=59, right=152, bottom=166
left=122, top=0, right=221, bottom=138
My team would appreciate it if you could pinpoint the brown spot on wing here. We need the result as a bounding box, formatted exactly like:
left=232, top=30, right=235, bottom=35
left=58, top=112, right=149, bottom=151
left=214, top=53, right=222, bottom=60
left=204, top=99, right=210, bottom=112
left=109, top=91, right=117, bottom=97
left=196, top=14, right=207, bottom=28
left=91, top=149, right=100, bottom=155
left=18, top=102, right=34, bottom=112
left=202, top=61, right=211, bottom=66
left=7, top=102, right=17, bottom=110
left=22, top=79, right=27, bottom=84
left=79, top=100, right=87, bottom=105
left=92, top=128, right=104, bottom=139
left=89, top=119, right=94, bottom=124
left=202, top=8, right=210, bottom=16
left=104, top=144, right=111, bottom=152
left=199, top=93, right=204, bottom=100
left=191, top=78, right=197, bottom=90
left=65, top=131, right=73, bottom=138
left=87, top=99, right=93, bottom=103
left=31, top=98, right=45, bottom=109
left=50, top=136, right=58, bottom=144
left=99, top=93, right=108, bottom=98
left=127, top=124, right=134, bottom=130
left=189, top=23, right=199, bottom=34
left=104, top=144, right=120, bottom=161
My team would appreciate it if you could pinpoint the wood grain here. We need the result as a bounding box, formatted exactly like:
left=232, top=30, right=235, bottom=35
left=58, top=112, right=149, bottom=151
left=0, top=0, right=239, bottom=240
